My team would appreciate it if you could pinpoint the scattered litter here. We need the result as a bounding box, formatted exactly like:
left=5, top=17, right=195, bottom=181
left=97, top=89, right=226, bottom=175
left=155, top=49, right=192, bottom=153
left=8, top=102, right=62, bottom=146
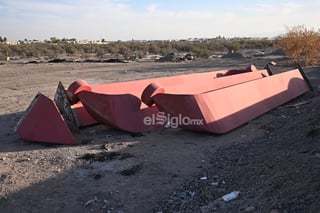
left=177, top=190, right=195, bottom=199
left=211, top=182, right=219, bottom=186
left=188, top=191, right=196, bottom=198
left=269, top=61, right=277, bottom=66
left=222, top=191, right=240, bottom=202
left=84, top=197, right=97, bottom=207
left=200, top=176, right=208, bottom=180
left=284, top=100, right=311, bottom=108
left=176, top=191, right=186, bottom=198
left=315, top=153, right=320, bottom=159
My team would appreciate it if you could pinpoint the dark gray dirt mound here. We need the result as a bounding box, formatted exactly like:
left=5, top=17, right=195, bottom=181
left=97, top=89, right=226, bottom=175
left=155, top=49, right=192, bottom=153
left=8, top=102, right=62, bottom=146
left=156, top=93, right=320, bottom=213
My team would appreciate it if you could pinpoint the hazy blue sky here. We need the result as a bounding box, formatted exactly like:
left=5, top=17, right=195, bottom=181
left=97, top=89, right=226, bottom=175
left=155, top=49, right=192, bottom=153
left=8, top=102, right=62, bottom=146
left=1, top=0, right=319, bottom=41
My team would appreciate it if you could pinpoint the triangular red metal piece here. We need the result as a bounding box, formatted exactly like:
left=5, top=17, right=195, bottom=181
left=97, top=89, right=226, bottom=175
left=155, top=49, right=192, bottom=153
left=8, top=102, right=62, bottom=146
left=16, top=93, right=76, bottom=145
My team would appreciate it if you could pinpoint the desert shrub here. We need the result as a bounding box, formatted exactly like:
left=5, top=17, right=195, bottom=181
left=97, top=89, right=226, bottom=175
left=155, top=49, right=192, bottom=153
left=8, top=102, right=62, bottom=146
left=65, top=44, right=78, bottom=55
left=224, top=43, right=241, bottom=53
left=110, top=46, right=120, bottom=58
left=136, top=50, right=145, bottom=59
left=0, top=51, right=4, bottom=60
left=119, top=45, right=132, bottom=59
left=148, top=43, right=161, bottom=54
left=96, top=47, right=105, bottom=58
left=274, top=25, right=320, bottom=65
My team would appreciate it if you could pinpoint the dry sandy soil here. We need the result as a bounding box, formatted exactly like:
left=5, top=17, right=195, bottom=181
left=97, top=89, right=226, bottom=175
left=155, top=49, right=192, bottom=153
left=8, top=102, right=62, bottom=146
left=0, top=57, right=319, bottom=213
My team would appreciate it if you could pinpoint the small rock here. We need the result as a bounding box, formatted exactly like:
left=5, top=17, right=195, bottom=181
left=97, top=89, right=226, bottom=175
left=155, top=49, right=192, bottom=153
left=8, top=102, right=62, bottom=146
left=0, top=157, right=7, bottom=161
left=211, top=182, right=219, bottom=186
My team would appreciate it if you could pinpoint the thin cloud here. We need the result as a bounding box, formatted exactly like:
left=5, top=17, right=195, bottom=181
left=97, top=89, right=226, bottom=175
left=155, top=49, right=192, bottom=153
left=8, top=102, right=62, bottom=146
left=1, top=0, right=320, bottom=41
left=1, top=0, right=73, bottom=16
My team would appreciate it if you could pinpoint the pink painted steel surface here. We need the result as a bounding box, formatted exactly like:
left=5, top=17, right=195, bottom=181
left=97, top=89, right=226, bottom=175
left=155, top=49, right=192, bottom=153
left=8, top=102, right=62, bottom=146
left=77, top=91, right=160, bottom=133
left=72, top=102, right=98, bottom=127
left=68, top=66, right=260, bottom=127
left=152, top=69, right=310, bottom=134
left=89, top=66, right=256, bottom=97
left=67, top=79, right=92, bottom=104
left=16, top=93, right=76, bottom=145
left=75, top=68, right=269, bottom=133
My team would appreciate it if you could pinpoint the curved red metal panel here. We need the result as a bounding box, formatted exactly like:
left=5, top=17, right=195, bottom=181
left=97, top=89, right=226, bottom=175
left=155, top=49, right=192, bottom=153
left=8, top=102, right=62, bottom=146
left=74, top=68, right=269, bottom=133
left=153, top=69, right=310, bottom=134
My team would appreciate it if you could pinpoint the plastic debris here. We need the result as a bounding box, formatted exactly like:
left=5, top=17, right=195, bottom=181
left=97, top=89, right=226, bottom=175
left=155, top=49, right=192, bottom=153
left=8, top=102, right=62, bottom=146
left=176, top=191, right=186, bottom=198
left=84, top=197, right=97, bottom=207
left=222, top=191, right=240, bottom=202
left=188, top=191, right=196, bottom=198
left=284, top=100, right=311, bottom=108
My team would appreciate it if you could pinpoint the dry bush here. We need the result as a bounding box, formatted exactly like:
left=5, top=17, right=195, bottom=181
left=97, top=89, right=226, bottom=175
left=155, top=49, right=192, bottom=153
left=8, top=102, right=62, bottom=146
left=274, top=25, right=320, bottom=65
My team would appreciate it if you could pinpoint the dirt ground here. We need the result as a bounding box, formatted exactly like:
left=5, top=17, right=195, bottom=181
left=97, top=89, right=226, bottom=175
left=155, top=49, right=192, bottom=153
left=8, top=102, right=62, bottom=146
left=0, top=57, right=319, bottom=213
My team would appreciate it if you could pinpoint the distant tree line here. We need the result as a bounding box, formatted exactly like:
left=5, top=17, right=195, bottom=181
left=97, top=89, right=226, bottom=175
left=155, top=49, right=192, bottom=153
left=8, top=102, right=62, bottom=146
left=3, top=25, right=319, bottom=65
left=0, top=37, right=273, bottom=61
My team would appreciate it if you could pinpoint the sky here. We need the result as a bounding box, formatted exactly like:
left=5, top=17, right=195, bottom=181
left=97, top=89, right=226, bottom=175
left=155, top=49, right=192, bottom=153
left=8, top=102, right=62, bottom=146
left=0, top=0, right=319, bottom=41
